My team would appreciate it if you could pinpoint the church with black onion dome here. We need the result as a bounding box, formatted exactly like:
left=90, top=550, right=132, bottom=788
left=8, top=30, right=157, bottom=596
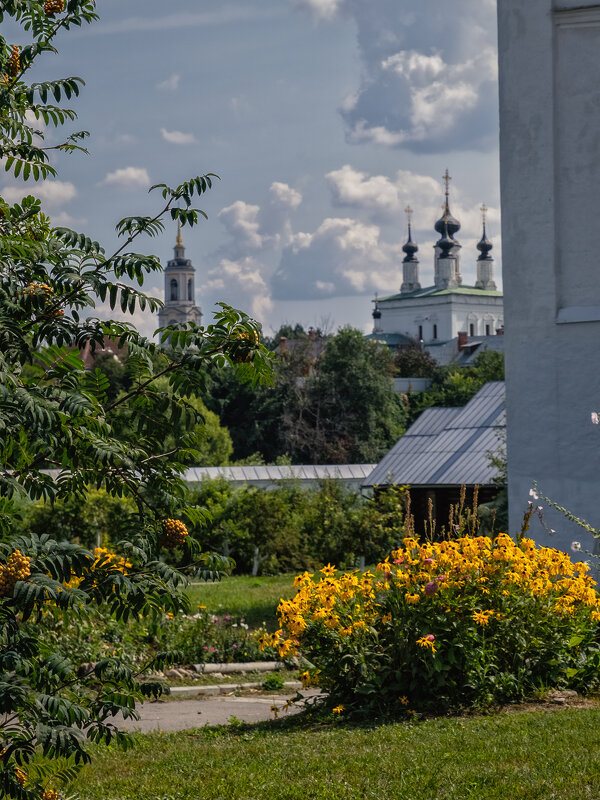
left=369, top=170, right=503, bottom=355
left=158, top=222, right=203, bottom=328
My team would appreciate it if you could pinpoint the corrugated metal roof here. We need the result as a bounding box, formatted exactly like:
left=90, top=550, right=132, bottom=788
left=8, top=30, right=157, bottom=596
left=364, top=381, right=505, bottom=487
left=184, top=464, right=377, bottom=484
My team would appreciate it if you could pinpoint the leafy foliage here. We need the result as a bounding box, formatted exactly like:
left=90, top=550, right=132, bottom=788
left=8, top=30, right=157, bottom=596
left=406, top=349, right=505, bottom=425
left=0, top=3, right=273, bottom=797
left=394, top=344, right=438, bottom=378
left=187, top=479, right=407, bottom=576
left=204, top=327, right=406, bottom=464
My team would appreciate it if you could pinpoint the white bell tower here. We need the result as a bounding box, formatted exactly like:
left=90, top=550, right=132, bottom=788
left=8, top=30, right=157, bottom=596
left=158, top=222, right=202, bottom=328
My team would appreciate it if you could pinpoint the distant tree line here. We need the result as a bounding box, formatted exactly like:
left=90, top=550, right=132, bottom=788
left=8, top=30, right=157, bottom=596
left=87, top=325, right=504, bottom=466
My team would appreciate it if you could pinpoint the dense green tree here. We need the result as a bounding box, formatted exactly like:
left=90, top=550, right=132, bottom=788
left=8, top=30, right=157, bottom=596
left=406, top=349, right=505, bottom=425
left=282, top=327, right=406, bottom=463
left=0, top=3, right=271, bottom=797
left=394, top=344, right=438, bottom=378
left=187, top=479, right=406, bottom=575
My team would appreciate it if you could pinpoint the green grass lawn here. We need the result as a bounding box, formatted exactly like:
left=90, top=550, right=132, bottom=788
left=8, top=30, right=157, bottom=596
left=79, top=707, right=600, bottom=800
left=186, top=574, right=297, bottom=630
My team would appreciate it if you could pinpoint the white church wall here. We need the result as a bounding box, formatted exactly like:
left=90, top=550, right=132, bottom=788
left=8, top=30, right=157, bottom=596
left=379, top=295, right=503, bottom=344
left=498, top=0, right=600, bottom=554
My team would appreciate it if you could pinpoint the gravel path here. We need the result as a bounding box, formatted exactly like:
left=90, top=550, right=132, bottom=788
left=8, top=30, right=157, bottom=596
left=114, top=689, right=322, bottom=732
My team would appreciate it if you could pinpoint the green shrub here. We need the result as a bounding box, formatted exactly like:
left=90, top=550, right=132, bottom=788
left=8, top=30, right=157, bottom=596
left=261, top=671, right=285, bottom=690
left=32, top=604, right=278, bottom=668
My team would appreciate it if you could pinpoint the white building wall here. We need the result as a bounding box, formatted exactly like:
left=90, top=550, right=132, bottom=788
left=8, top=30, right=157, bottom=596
left=498, top=0, right=600, bottom=553
left=379, top=294, right=503, bottom=344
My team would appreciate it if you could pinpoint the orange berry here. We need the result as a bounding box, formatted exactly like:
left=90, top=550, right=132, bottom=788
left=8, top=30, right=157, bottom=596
left=162, top=519, right=189, bottom=549
left=8, top=46, right=20, bottom=78
left=44, top=0, right=65, bottom=14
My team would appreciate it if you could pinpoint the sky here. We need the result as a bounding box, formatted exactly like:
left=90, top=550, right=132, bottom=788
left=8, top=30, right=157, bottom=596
left=3, top=0, right=501, bottom=339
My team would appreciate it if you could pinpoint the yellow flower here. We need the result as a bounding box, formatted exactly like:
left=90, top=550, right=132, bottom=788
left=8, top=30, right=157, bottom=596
left=320, top=563, right=336, bottom=577
left=270, top=705, right=279, bottom=719
left=381, top=613, right=392, bottom=624
left=416, top=635, right=437, bottom=653
left=405, top=593, right=420, bottom=605
left=472, top=610, right=494, bottom=626
left=332, top=705, right=344, bottom=714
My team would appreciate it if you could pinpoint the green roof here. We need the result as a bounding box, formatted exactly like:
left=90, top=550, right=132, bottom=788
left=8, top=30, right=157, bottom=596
left=378, top=285, right=503, bottom=302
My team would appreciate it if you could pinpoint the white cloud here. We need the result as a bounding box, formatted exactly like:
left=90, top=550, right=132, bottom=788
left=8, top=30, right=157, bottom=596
left=157, top=73, right=180, bottom=91
left=101, top=166, right=150, bottom=191
left=326, top=165, right=400, bottom=212
left=292, top=0, right=345, bottom=20
left=293, top=0, right=499, bottom=152
left=201, top=257, right=274, bottom=323
left=160, top=128, right=197, bottom=145
left=51, top=211, right=88, bottom=227
left=325, top=164, right=500, bottom=245
left=1, top=180, right=77, bottom=207
left=218, top=200, right=264, bottom=251
left=269, top=181, right=302, bottom=210
left=272, top=216, right=399, bottom=300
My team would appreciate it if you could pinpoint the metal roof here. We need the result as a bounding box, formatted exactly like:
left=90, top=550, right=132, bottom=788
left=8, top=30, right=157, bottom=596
left=185, top=464, right=377, bottom=485
left=363, top=381, right=505, bottom=488
left=378, top=285, right=503, bottom=303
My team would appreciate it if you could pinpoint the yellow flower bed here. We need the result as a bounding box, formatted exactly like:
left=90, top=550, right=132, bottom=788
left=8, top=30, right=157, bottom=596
left=268, top=535, right=600, bottom=714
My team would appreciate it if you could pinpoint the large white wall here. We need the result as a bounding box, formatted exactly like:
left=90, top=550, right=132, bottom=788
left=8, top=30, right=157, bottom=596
left=498, top=0, right=600, bottom=552
left=379, top=295, right=503, bottom=344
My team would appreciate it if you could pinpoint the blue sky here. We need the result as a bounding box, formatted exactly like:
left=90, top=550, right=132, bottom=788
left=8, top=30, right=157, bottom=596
left=3, top=0, right=501, bottom=338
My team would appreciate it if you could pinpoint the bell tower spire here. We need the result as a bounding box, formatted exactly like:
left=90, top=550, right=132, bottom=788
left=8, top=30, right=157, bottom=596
left=401, top=205, right=421, bottom=293
left=158, top=223, right=203, bottom=330
left=475, top=203, right=497, bottom=290
left=434, top=168, right=462, bottom=289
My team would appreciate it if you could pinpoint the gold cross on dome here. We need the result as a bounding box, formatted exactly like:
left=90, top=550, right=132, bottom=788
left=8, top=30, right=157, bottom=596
left=443, top=169, right=451, bottom=197
left=404, top=205, right=413, bottom=225
left=480, top=203, right=488, bottom=225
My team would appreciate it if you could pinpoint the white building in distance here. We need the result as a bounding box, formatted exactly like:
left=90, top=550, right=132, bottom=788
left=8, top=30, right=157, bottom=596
left=370, top=173, right=504, bottom=350
left=158, top=223, right=202, bottom=328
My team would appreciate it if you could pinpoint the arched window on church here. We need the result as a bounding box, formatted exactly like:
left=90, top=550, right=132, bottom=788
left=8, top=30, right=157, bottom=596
left=187, top=278, right=193, bottom=301
left=170, top=278, right=178, bottom=301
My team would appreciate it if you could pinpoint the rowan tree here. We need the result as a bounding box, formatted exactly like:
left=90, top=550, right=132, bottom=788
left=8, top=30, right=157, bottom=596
left=0, top=3, right=272, bottom=797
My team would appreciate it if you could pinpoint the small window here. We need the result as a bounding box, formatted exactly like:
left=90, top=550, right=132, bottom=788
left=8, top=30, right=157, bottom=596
left=469, top=323, right=475, bottom=337
left=418, top=325, right=423, bottom=340
left=187, top=278, right=193, bottom=301
left=170, top=278, right=179, bottom=301
left=485, top=324, right=490, bottom=336
left=433, top=324, right=438, bottom=340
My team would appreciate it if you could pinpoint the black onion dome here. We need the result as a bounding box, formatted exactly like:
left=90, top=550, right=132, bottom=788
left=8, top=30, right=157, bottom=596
left=437, top=223, right=455, bottom=259
left=434, top=203, right=461, bottom=237
left=477, top=225, right=493, bottom=260
left=402, top=225, right=419, bottom=262
left=372, top=305, right=382, bottom=320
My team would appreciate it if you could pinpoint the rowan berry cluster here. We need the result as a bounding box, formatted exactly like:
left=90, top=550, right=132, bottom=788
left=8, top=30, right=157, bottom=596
left=162, top=519, right=189, bottom=549
left=0, top=550, right=31, bottom=596
left=230, top=329, right=260, bottom=363
left=44, top=0, right=65, bottom=14
left=24, top=282, right=53, bottom=296
left=8, top=46, right=20, bottom=77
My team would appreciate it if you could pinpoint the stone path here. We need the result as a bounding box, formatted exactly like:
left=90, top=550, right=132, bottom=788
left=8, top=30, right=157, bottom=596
left=115, top=688, right=322, bottom=733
